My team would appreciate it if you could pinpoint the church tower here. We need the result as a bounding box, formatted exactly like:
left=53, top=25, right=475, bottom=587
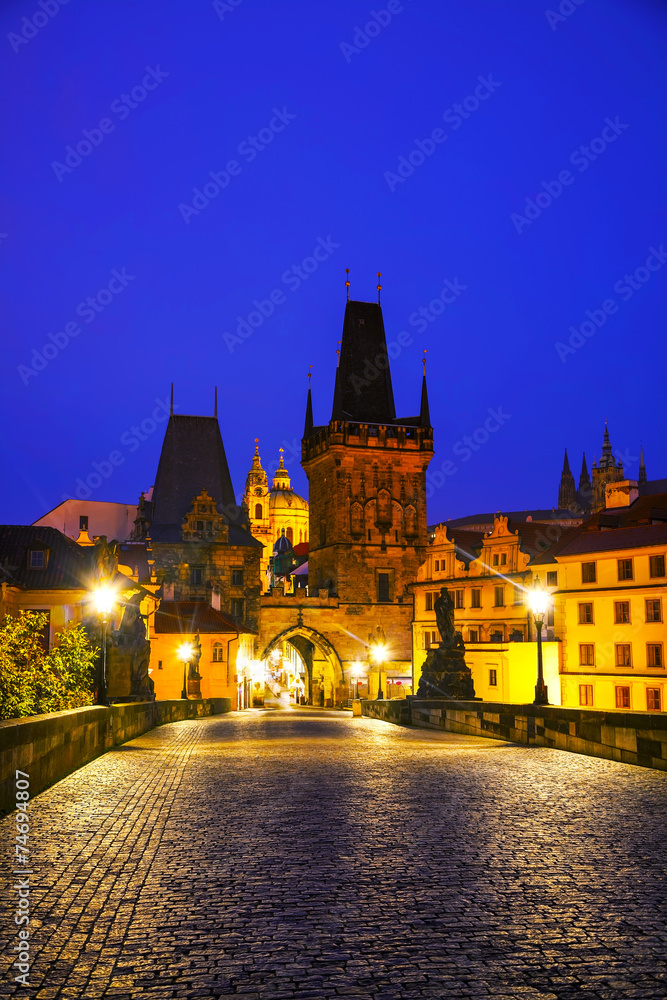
left=302, top=297, right=433, bottom=603
left=243, top=440, right=272, bottom=588
left=558, top=449, right=577, bottom=510
left=577, top=452, right=592, bottom=513
left=591, top=423, right=624, bottom=512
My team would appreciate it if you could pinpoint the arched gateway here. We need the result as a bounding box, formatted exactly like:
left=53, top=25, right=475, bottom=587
left=260, top=625, right=344, bottom=707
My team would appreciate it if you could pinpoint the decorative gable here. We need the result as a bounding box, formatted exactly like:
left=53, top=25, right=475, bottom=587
left=181, top=490, right=229, bottom=543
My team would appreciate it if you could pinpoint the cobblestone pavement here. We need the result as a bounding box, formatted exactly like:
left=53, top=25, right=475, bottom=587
left=1, top=708, right=666, bottom=999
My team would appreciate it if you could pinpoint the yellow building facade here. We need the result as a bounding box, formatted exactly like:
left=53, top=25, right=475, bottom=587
left=531, top=492, right=667, bottom=712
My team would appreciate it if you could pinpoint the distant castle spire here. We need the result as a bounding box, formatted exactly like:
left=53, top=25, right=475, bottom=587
left=304, top=369, right=313, bottom=437
left=639, top=444, right=647, bottom=489
left=419, top=353, right=430, bottom=429
left=558, top=448, right=577, bottom=510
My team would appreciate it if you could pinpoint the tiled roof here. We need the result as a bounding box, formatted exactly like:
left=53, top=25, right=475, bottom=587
left=432, top=508, right=579, bottom=532
left=153, top=601, right=253, bottom=634
left=555, top=523, right=667, bottom=557
left=0, top=525, right=97, bottom=591
left=334, top=300, right=396, bottom=424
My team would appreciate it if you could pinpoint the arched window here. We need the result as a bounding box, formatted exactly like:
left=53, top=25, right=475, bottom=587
left=286, top=526, right=293, bottom=543
left=350, top=502, right=363, bottom=536
left=212, top=642, right=223, bottom=662
left=254, top=503, right=263, bottom=520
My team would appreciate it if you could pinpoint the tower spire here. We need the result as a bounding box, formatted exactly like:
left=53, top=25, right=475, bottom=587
left=170, top=383, right=173, bottom=416
left=345, top=268, right=350, bottom=301
left=377, top=272, right=382, bottom=305
left=558, top=447, right=576, bottom=510
left=639, top=443, right=647, bottom=488
left=303, top=367, right=313, bottom=437
left=420, top=350, right=430, bottom=428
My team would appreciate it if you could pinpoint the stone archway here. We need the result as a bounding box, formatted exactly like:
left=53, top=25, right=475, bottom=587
left=260, top=626, right=344, bottom=707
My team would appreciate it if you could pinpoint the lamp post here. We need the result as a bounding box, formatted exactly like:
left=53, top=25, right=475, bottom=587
left=92, top=584, right=116, bottom=706
left=369, top=627, right=388, bottom=700
left=530, top=580, right=550, bottom=706
left=178, top=642, right=194, bottom=700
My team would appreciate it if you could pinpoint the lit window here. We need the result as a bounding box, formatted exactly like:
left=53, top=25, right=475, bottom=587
left=617, top=559, right=633, bottom=581
left=649, top=555, right=665, bottom=578
left=615, top=686, right=631, bottom=708
left=471, top=589, right=481, bottom=609
left=212, top=643, right=224, bottom=662
left=578, top=602, right=594, bottom=624
left=489, top=668, right=497, bottom=687
left=647, top=688, right=662, bottom=711
left=614, top=601, right=630, bottom=624
left=579, top=684, right=593, bottom=706
left=454, top=590, right=464, bottom=609
left=581, top=562, right=596, bottom=583
left=494, top=586, right=504, bottom=608
left=546, top=571, right=558, bottom=587
left=615, top=644, right=632, bottom=667
left=579, top=644, right=595, bottom=666
left=646, top=599, right=662, bottom=623
left=647, top=643, right=663, bottom=668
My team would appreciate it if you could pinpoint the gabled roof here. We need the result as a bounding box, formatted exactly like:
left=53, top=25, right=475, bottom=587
left=153, top=601, right=254, bottom=634
left=555, top=523, right=667, bottom=557
left=0, top=525, right=97, bottom=591
left=150, top=414, right=242, bottom=538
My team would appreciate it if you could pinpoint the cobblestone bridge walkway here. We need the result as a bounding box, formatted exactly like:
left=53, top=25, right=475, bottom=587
left=1, top=708, right=666, bottom=999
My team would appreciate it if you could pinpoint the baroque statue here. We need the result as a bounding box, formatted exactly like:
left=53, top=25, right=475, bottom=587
left=417, top=587, right=476, bottom=700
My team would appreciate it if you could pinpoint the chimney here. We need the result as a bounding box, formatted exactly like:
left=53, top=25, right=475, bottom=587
left=605, top=480, right=639, bottom=509
left=211, top=586, right=221, bottom=611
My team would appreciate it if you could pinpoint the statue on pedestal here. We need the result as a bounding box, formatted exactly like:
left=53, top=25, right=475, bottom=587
left=417, top=587, right=476, bottom=699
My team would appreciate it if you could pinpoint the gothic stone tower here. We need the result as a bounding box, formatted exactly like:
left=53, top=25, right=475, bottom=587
left=302, top=298, right=433, bottom=603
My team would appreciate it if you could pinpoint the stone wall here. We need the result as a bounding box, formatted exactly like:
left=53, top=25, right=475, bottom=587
left=0, top=698, right=231, bottom=815
left=361, top=698, right=667, bottom=771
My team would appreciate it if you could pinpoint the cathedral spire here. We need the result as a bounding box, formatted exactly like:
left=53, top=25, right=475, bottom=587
left=558, top=448, right=576, bottom=510
left=419, top=355, right=430, bottom=429
left=599, top=421, right=614, bottom=468
left=304, top=370, right=313, bottom=437
left=639, top=444, right=647, bottom=488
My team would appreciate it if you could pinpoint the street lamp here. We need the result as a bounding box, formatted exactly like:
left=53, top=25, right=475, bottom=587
left=369, top=629, right=388, bottom=700
left=178, top=641, right=194, bottom=700
left=529, top=580, right=550, bottom=706
left=92, top=584, right=116, bottom=706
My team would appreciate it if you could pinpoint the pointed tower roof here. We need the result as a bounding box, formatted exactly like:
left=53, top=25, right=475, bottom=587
left=333, top=300, right=396, bottom=423
left=150, top=414, right=242, bottom=540
left=561, top=448, right=571, bottom=474
left=272, top=449, right=292, bottom=490
left=420, top=370, right=431, bottom=428
left=303, top=377, right=313, bottom=437
left=599, top=422, right=615, bottom=468
left=639, top=444, right=647, bottom=487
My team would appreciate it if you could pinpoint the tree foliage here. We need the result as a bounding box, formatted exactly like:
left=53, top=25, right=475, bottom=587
left=0, top=612, right=99, bottom=720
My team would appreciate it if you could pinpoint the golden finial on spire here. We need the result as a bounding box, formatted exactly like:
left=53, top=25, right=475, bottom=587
left=377, top=272, right=382, bottom=305
left=308, top=364, right=313, bottom=386
left=423, top=348, right=428, bottom=375
left=336, top=340, right=341, bottom=368
left=345, top=268, right=350, bottom=301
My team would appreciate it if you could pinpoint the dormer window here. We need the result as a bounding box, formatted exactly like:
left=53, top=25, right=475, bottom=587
left=29, top=550, right=45, bottom=568
left=79, top=515, right=88, bottom=531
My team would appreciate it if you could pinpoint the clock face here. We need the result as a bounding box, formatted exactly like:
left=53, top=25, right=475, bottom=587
left=255, top=488, right=263, bottom=496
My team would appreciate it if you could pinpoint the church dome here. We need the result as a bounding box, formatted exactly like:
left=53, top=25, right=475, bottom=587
left=273, top=529, right=293, bottom=555
left=269, top=488, right=309, bottom=513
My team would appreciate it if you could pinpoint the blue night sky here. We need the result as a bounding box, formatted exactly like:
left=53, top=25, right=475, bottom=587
left=1, top=0, right=666, bottom=527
